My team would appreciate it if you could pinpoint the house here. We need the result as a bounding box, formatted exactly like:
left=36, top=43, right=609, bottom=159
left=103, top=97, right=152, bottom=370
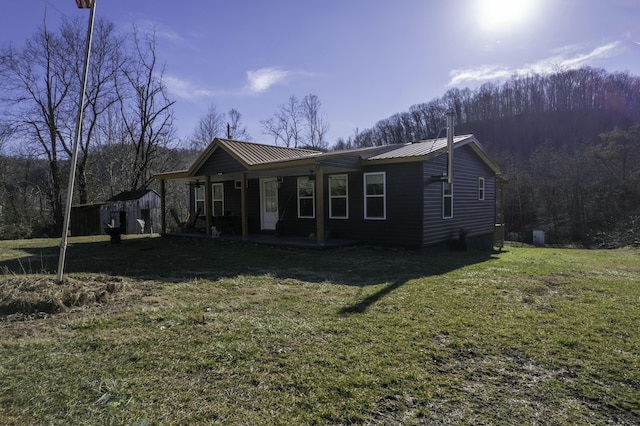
left=100, top=189, right=160, bottom=234
left=154, top=132, right=502, bottom=249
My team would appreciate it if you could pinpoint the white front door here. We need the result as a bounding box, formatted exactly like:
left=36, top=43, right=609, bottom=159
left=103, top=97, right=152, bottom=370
left=260, top=178, right=279, bottom=230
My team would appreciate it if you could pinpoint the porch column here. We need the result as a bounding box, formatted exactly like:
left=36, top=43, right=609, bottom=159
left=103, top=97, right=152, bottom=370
left=241, top=172, right=248, bottom=240
left=205, top=175, right=212, bottom=237
left=160, top=179, right=166, bottom=234
left=315, top=164, right=325, bottom=246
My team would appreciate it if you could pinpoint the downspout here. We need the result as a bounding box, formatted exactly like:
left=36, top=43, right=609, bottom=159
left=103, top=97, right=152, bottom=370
left=447, top=110, right=455, bottom=184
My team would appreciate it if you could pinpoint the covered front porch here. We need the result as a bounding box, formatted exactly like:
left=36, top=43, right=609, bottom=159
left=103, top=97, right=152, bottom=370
left=154, top=138, right=367, bottom=247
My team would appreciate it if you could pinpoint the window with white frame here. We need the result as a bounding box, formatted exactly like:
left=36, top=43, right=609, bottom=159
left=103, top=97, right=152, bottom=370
left=364, top=172, right=386, bottom=219
left=194, top=183, right=224, bottom=216
left=194, top=185, right=205, bottom=214
left=329, top=174, right=348, bottom=219
left=212, top=183, right=224, bottom=216
left=297, top=177, right=315, bottom=218
left=443, top=182, right=453, bottom=219
left=478, top=177, right=485, bottom=201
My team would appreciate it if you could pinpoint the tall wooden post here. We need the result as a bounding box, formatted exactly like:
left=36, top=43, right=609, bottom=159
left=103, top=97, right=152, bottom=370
left=240, top=173, right=248, bottom=240
left=205, top=175, right=212, bottom=236
left=315, top=164, right=325, bottom=246
left=160, top=179, right=166, bottom=234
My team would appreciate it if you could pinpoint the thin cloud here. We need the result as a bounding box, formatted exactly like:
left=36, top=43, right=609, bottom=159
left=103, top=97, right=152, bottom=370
left=245, top=67, right=291, bottom=93
left=164, top=75, right=225, bottom=101
left=129, top=18, right=187, bottom=45
left=448, top=41, right=624, bottom=86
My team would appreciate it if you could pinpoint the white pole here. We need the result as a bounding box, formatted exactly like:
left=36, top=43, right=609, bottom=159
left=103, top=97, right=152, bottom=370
left=57, top=0, right=97, bottom=283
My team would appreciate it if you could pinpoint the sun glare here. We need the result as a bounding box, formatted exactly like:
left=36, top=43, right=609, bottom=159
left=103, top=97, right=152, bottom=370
left=477, top=0, right=535, bottom=32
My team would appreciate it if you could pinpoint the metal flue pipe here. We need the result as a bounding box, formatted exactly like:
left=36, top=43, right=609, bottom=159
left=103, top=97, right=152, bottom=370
left=446, top=110, right=455, bottom=184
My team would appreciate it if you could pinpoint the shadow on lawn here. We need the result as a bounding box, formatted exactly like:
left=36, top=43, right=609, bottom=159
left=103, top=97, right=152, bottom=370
left=1, top=235, right=499, bottom=313
left=338, top=249, right=499, bottom=314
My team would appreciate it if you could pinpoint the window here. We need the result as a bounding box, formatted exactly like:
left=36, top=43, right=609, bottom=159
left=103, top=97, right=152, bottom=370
left=478, top=177, right=485, bottom=201
left=443, top=182, right=453, bottom=219
left=297, top=177, right=315, bottom=218
left=364, top=172, right=386, bottom=219
left=194, top=185, right=205, bottom=214
left=329, top=174, right=348, bottom=219
left=212, top=183, right=224, bottom=216
left=194, top=183, right=224, bottom=216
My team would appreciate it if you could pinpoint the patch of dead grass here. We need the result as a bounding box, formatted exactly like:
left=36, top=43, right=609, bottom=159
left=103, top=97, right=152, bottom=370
left=0, top=274, right=137, bottom=320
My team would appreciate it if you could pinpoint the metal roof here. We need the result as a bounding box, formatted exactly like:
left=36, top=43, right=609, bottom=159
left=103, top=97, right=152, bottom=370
left=154, top=134, right=501, bottom=180
left=107, top=189, right=158, bottom=202
left=217, top=139, right=320, bottom=166
left=366, top=134, right=474, bottom=161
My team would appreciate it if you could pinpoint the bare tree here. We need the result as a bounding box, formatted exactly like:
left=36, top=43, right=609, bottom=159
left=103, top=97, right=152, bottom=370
left=61, top=18, right=126, bottom=204
left=301, top=94, right=329, bottom=150
left=116, top=24, right=175, bottom=191
left=0, top=22, right=76, bottom=235
left=261, top=96, right=303, bottom=147
left=191, top=104, right=225, bottom=151
left=226, top=108, right=251, bottom=140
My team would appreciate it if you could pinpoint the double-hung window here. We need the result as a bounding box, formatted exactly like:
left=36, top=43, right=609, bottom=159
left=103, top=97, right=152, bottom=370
left=478, top=177, right=485, bottom=201
left=364, top=172, right=386, bottom=219
left=194, top=185, right=205, bottom=214
left=212, top=183, right=224, bottom=216
left=443, top=182, right=453, bottom=219
left=297, top=177, right=315, bottom=218
left=329, top=174, right=348, bottom=219
left=194, top=183, right=224, bottom=216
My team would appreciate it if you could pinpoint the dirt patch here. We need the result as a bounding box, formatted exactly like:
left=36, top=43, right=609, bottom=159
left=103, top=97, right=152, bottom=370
left=0, top=275, right=137, bottom=320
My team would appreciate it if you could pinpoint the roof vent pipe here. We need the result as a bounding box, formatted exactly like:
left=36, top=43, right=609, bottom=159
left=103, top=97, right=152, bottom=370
left=446, top=110, right=455, bottom=184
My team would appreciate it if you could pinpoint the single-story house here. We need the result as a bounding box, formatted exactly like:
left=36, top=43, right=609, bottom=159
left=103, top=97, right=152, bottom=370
left=154, top=131, right=503, bottom=249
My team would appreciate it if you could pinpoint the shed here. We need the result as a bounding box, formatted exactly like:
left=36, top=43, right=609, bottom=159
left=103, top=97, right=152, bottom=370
left=100, top=189, right=161, bottom=234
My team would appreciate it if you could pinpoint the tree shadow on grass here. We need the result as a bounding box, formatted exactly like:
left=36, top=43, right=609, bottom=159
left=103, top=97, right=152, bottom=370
left=337, top=248, right=500, bottom=314
left=0, top=236, right=501, bottom=315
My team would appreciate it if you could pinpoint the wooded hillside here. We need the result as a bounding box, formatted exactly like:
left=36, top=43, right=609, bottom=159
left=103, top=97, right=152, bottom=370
left=336, top=67, right=640, bottom=247
left=2, top=67, right=639, bottom=246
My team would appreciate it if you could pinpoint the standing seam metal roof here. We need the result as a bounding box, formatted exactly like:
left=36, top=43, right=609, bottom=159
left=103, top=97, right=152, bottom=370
left=366, top=135, right=474, bottom=160
left=218, top=139, right=320, bottom=165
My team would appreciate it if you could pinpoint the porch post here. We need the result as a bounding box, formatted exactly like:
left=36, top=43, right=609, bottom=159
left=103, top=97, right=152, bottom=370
left=160, top=179, right=166, bottom=234
left=315, top=164, right=325, bottom=246
left=205, top=175, right=212, bottom=236
left=241, top=172, right=248, bottom=240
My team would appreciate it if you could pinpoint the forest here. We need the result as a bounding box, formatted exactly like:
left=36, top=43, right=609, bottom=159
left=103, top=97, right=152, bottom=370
left=1, top=16, right=639, bottom=246
left=335, top=67, right=640, bottom=247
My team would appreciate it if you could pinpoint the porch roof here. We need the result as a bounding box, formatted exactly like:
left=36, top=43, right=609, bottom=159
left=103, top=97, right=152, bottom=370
left=154, top=134, right=501, bottom=181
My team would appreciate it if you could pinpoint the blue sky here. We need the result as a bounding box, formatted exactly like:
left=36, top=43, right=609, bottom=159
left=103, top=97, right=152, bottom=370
left=2, top=0, right=639, bottom=146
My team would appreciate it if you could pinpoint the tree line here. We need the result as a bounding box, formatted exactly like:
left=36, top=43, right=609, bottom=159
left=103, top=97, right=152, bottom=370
left=334, top=67, right=640, bottom=247
left=0, top=17, right=175, bottom=237
left=0, top=15, right=333, bottom=239
left=1, top=13, right=638, bottom=246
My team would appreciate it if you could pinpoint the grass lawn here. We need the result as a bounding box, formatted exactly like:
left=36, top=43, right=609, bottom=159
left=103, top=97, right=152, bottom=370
left=1, top=235, right=639, bottom=425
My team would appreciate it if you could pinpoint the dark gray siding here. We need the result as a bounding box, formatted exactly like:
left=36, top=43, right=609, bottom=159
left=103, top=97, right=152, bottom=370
left=274, top=164, right=423, bottom=246
left=194, top=149, right=246, bottom=176
left=323, top=163, right=423, bottom=247
left=422, top=145, right=496, bottom=247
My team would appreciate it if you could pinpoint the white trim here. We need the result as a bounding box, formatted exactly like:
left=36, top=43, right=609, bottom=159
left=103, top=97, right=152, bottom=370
left=194, top=185, right=205, bottom=213
left=297, top=177, right=315, bottom=218
left=212, top=183, right=224, bottom=216
left=329, top=174, right=349, bottom=219
left=364, top=172, right=386, bottom=220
